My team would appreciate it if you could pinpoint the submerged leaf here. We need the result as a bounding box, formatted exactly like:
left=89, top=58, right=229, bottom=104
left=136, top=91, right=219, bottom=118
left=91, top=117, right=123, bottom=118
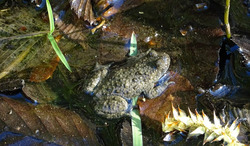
left=69, top=0, right=95, bottom=24
left=53, top=11, right=90, bottom=49
left=30, top=56, right=60, bottom=82
left=0, top=39, right=38, bottom=80
left=0, top=6, right=76, bottom=80
left=137, top=72, right=195, bottom=128
left=22, top=82, right=58, bottom=103
left=0, top=97, right=99, bottom=145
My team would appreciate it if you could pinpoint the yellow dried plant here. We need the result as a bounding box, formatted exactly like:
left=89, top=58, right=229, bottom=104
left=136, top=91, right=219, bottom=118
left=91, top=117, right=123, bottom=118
left=162, top=104, right=247, bottom=146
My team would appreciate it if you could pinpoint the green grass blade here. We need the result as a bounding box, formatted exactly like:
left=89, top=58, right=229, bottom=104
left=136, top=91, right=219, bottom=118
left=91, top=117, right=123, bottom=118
left=48, top=34, right=71, bottom=72
left=46, top=0, right=71, bottom=72
left=131, top=96, right=143, bottom=146
left=129, top=31, right=137, bottom=56
left=46, top=0, right=54, bottom=35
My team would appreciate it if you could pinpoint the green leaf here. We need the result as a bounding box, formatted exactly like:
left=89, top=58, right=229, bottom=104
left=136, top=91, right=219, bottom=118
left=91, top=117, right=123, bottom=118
left=48, top=34, right=71, bottom=72
left=129, top=31, right=137, bottom=56
left=46, top=0, right=54, bottom=35
left=131, top=96, right=143, bottom=146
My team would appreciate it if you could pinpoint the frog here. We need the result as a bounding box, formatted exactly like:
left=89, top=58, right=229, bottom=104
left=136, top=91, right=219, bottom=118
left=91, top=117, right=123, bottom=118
left=84, top=49, right=172, bottom=119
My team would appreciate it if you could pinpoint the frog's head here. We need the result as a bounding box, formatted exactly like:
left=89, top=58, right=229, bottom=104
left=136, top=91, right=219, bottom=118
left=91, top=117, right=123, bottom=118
left=146, top=50, right=171, bottom=82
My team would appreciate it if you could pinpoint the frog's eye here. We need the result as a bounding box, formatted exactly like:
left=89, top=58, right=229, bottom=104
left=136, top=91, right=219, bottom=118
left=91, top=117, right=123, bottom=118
left=156, top=56, right=170, bottom=67
left=149, top=50, right=158, bottom=57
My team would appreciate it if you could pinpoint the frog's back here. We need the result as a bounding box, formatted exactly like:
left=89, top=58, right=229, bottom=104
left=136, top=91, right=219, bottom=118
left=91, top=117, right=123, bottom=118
left=94, top=54, right=160, bottom=99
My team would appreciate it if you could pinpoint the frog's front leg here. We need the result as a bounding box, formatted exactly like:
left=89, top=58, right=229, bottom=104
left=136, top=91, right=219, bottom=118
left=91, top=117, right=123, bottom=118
left=84, top=67, right=109, bottom=95
left=144, top=72, right=174, bottom=99
left=94, top=95, right=132, bottom=119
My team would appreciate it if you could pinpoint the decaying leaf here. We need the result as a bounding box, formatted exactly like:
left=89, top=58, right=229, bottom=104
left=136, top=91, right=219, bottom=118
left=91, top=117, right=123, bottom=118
left=29, top=56, right=60, bottom=82
left=69, top=0, right=95, bottom=24
left=54, top=12, right=90, bottom=49
left=22, top=82, right=58, bottom=103
left=0, top=39, right=39, bottom=80
left=0, top=79, right=25, bottom=92
left=97, top=0, right=144, bottom=18
left=0, top=7, right=53, bottom=79
left=0, top=97, right=99, bottom=145
left=0, top=6, right=78, bottom=80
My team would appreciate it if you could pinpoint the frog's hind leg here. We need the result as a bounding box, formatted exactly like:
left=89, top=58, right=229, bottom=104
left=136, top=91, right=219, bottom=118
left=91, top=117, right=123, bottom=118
left=144, top=72, right=174, bottom=99
left=94, top=95, right=132, bottom=119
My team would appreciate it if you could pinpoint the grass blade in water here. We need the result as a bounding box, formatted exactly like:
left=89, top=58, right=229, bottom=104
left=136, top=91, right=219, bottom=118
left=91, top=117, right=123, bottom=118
left=46, top=0, right=54, bottom=35
left=46, top=0, right=71, bottom=72
left=131, top=96, right=143, bottom=146
left=129, top=31, right=137, bottom=56
left=47, top=34, right=71, bottom=72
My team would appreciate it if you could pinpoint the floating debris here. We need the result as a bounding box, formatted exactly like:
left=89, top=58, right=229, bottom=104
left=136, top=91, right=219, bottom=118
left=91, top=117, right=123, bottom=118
left=179, top=25, right=193, bottom=36
left=91, top=19, right=106, bottom=34
left=195, top=3, right=208, bottom=11
left=139, top=11, right=144, bottom=14
left=209, top=84, right=240, bottom=98
left=179, top=29, right=188, bottom=36
left=162, top=104, right=247, bottom=146
left=144, top=36, right=156, bottom=46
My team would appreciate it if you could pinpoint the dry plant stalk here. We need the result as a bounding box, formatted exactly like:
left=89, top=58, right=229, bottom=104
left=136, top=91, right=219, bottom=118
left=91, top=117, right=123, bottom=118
left=162, top=104, right=247, bottom=146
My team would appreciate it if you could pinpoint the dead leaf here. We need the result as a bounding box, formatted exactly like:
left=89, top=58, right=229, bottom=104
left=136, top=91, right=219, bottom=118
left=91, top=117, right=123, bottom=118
left=97, top=0, right=144, bottom=18
left=22, top=82, right=58, bottom=103
left=69, top=0, right=95, bottom=24
left=54, top=12, right=90, bottom=49
left=0, top=97, right=99, bottom=145
left=138, top=72, right=196, bottom=129
left=29, top=56, right=60, bottom=82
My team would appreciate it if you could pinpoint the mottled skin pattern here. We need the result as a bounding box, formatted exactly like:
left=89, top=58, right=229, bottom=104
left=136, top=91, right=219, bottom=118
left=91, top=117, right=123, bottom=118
left=85, top=50, right=172, bottom=118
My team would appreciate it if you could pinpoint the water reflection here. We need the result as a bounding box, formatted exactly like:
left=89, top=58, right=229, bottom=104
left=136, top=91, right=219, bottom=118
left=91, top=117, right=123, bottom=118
left=210, top=37, right=250, bottom=99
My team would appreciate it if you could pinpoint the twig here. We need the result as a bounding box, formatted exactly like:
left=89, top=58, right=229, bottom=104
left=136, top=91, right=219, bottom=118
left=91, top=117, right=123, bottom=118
left=0, top=31, right=49, bottom=41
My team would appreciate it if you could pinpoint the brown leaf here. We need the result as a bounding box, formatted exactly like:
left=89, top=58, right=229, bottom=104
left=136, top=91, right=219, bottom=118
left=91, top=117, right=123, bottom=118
left=22, top=82, right=58, bottom=104
left=137, top=72, right=196, bottom=129
left=98, top=0, right=144, bottom=18
left=29, top=56, right=60, bottom=82
left=54, top=12, right=90, bottom=49
left=69, top=0, right=96, bottom=24
left=0, top=97, right=99, bottom=145
left=166, top=71, right=194, bottom=93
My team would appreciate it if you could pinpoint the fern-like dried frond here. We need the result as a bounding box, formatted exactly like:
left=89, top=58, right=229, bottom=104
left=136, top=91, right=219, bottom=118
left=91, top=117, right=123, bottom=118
left=162, top=104, right=247, bottom=146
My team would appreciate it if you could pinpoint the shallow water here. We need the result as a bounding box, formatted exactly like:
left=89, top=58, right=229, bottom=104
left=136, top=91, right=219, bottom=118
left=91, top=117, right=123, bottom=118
left=0, top=0, right=249, bottom=145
